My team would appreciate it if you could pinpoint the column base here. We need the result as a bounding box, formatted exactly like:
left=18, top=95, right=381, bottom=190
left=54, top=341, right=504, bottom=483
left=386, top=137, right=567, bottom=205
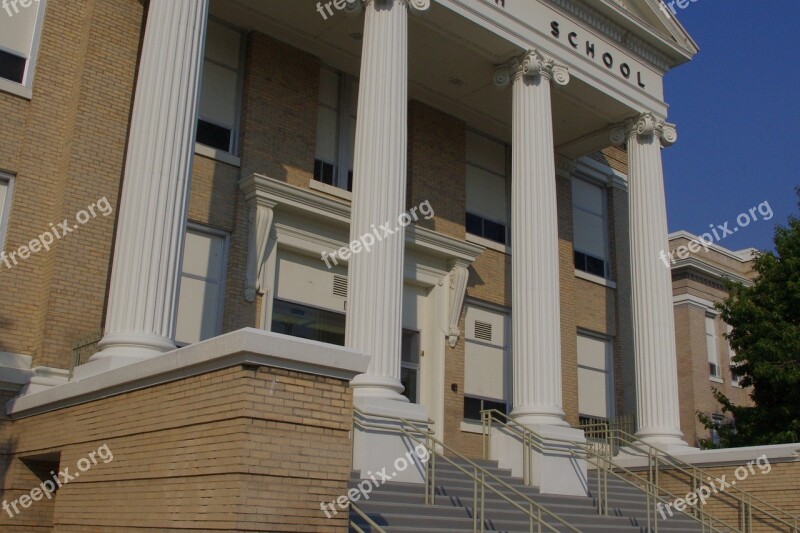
left=77, top=332, right=176, bottom=379
left=510, top=405, right=569, bottom=427
left=489, top=423, right=588, bottom=496
left=20, top=366, right=70, bottom=395
left=352, top=396, right=430, bottom=484
left=635, top=426, right=690, bottom=450
left=350, top=374, right=409, bottom=403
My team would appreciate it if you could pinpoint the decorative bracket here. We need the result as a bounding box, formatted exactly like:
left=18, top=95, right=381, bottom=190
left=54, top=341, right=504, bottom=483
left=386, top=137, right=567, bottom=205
left=243, top=199, right=277, bottom=303
left=446, top=264, right=469, bottom=348
left=610, top=112, right=677, bottom=147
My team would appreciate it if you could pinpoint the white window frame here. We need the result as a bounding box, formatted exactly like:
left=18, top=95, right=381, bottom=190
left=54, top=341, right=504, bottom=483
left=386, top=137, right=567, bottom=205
left=313, top=66, right=358, bottom=192
left=0, top=171, right=14, bottom=252
left=571, top=175, right=610, bottom=279
left=194, top=16, right=246, bottom=164
left=464, top=128, right=511, bottom=250
left=174, top=222, right=230, bottom=347
left=576, top=329, right=615, bottom=422
left=0, top=0, right=47, bottom=99
left=706, top=313, right=722, bottom=381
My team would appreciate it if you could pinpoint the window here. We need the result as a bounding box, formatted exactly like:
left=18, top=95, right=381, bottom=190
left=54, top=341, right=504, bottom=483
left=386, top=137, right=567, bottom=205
left=572, top=178, right=608, bottom=278
left=197, top=19, right=244, bottom=154
left=0, top=0, right=46, bottom=97
left=0, top=173, right=13, bottom=251
left=175, top=225, right=229, bottom=345
left=314, top=67, right=358, bottom=191
left=401, top=330, right=420, bottom=403
left=463, top=304, right=509, bottom=420
left=577, top=332, right=614, bottom=421
left=465, top=131, right=509, bottom=245
left=271, top=299, right=346, bottom=346
left=727, top=323, right=741, bottom=386
left=706, top=314, right=721, bottom=378
left=710, top=414, right=724, bottom=446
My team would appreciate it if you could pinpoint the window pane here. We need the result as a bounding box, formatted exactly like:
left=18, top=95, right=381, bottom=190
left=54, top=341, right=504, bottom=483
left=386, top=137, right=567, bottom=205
left=318, top=68, right=339, bottom=108
left=401, top=367, right=418, bottom=403
left=573, top=209, right=605, bottom=259
left=204, top=20, right=241, bottom=68
left=465, top=212, right=482, bottom=236
left=182, top=229, right=225, bottom=279
left=466, top=131, right=506, bottom=175
left=199, top=61, right=238, bottom=129
left=0, top=1, right=39, bottom=57
left=572, top=178, right=604, bottom=215
left=315, top=106, right=338, bottom=164
left=0, top=50, right=26, bottom=84
left=466, top=165, right=506, bottom=223
left=271, top=299, right=345, bottom=346
left=482, top=218, right=506, bottom=244
left=196, top=119, right=232, bottom=152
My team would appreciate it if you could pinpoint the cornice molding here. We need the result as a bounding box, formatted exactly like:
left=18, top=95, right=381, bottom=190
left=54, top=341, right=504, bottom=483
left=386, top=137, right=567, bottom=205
left=546, top=0, right=671, bottom=71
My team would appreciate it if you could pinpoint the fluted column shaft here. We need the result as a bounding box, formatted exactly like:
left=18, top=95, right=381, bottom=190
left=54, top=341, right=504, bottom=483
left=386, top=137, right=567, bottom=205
left=613, top=114, right=687, bottom=446
left=94, top=0, right=209, bottom=361
left=347, top=0, right=427, bottom=400
left=497, top=51, right=570, bottom=427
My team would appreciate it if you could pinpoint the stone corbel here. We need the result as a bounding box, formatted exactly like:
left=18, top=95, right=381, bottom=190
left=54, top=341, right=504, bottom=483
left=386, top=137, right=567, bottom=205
left=493, top=49, right=570, bottom=88
left=446, top=264, right=469, bottom=348
left=243, top=198, right=277, bottom=303
left=610, top=112, right=677, bottom=148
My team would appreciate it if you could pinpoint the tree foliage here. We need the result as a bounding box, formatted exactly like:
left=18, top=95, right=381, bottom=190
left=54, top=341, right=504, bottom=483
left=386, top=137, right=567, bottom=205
left=698, top=189, right=800, bottom=448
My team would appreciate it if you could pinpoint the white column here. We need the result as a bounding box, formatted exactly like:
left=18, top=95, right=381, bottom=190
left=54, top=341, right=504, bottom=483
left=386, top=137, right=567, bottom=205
left=349, top=0, right=431, bottom=485
left=347, top=0, right=428, bottom=401
left=496, top=51, right=570, bottom=427
left=92, top=0, right=208, bottom=368
left=611, top=113, right=688, bottom=448
left=490, top=52, right=587, bottom=496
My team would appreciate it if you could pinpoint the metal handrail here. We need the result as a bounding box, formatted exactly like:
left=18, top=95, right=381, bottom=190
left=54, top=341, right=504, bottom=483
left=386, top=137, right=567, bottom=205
left=482, top=409, right=735, bottom=533
left=591, top=426, right=800, bottom=533
left=352, top=407, right=581, bottom=533
left=350, top=502, right=388, bottom=533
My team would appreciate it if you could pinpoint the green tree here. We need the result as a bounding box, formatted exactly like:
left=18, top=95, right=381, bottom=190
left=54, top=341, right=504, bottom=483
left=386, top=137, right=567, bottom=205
left=698, top=189, right=800, bottom=448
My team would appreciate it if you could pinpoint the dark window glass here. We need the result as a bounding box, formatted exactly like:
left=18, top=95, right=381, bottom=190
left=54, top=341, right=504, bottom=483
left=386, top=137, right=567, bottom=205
left=271, top=299, right=345, bottom=346
left=466, top=212, right=506, bottom=245
left=0, top=50, right=26, bottom=84
left=196, top=119, right=232, bottom=152
left=314, top=159, right=336, bottom=186
left=463, top=397, right=507, bottom=421
left=574, top=250, right=606, bottom=277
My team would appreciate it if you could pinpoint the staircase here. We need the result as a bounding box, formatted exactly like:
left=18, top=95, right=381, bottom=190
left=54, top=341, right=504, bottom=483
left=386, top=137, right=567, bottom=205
left=349, top=458, right=703, bottom=532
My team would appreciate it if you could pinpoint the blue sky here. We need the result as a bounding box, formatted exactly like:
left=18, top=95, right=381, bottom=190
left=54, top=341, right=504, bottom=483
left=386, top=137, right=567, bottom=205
left=660, top=1, right=800, bottom=252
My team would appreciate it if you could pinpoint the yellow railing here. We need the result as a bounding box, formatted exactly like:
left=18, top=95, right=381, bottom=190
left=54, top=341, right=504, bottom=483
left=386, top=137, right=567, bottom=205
left=579, top=424, right=800, bottom=533
left=482, top=409, right=734, bottom=533
left=352, top=407, right=581, bottom=533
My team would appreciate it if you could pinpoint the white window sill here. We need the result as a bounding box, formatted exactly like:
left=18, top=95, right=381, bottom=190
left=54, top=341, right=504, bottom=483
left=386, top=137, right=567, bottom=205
left=0, top=78, right=32, bottom=100
left=194, top=143, right=241, bottom=167
left=574, top=269, right=616, bottom=289
left=709, top=376, right=724, bottom=384
left=466, top=233, right=510, bottom=254
left=460, top=420, right=485, bottom=434
left=308, top=179, right=352, bottom=201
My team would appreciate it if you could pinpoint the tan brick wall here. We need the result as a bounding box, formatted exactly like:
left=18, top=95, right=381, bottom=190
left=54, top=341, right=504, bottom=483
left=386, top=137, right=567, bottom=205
left=631, top=460, right=800, bottom=533
left=0, top=0, right=144, bottom=369
left=0, top=364, right=354, bottom=532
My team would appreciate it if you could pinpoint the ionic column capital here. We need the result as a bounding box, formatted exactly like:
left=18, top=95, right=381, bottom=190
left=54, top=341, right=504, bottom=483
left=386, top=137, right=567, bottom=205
left=494, top=49, right=570, bottom=88
left=353, top=0, right=430, bottom=12
left=610, top=112, right=677, bottom=147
